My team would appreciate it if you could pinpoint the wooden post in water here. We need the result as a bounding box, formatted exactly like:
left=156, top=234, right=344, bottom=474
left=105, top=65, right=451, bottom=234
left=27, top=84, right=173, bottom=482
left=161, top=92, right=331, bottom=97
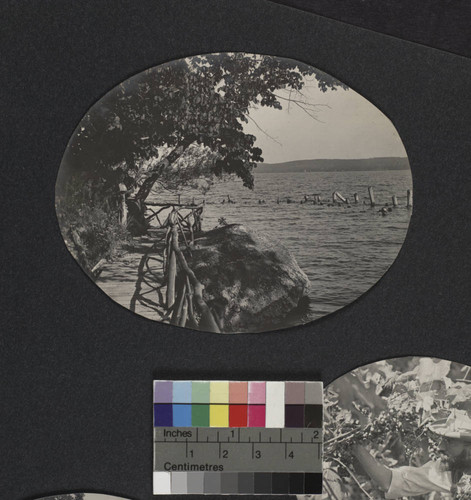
left=392, top=195, right=398, bottom=207
left=368, top=186, right=376, bottom=206
left=407, top=189, right=413, bottom=208
left=354, top=193, right=359, bottom=203
left=118, top=183, right=128, bottom=226
left=336, top=192, right=347, bottom=203
left=332, top=192, right=336, bottom=203
left=178, top=194, right=181, bottom=204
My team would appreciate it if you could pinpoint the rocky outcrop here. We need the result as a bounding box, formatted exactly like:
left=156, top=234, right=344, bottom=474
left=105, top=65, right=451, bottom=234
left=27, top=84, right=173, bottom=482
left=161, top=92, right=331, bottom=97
left=188, top=224, right=310, bottom=333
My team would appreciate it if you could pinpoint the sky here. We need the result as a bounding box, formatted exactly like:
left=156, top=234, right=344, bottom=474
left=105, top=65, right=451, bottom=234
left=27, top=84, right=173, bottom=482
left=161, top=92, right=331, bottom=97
left=244, top=76, right=407, bottom=163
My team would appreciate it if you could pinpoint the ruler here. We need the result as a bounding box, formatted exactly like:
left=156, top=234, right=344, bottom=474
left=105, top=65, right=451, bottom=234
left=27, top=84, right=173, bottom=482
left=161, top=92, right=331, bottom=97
left=154, top=427, right=322, bottom=473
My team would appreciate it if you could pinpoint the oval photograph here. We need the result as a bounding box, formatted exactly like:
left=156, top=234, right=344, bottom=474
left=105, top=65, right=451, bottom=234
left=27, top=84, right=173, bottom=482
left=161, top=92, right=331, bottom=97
left=321, top=356, right=471, bottom=499
left=56, top=53, right=412, bottom=333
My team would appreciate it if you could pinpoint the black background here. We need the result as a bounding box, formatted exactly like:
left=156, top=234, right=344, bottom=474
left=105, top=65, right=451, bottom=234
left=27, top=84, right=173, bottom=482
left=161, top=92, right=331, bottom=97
left=1, top=1, right=470, bottom=499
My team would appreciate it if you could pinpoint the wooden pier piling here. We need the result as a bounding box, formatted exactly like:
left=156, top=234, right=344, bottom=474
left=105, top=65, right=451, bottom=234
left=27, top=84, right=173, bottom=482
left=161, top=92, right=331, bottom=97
left=332, top=191, right=347, bottom=203
left=407, top=189, right=413, bottom=208
left=368, top=186, right=376, bottom=206
left=336, top=192, right=347, bottom=203
left=392, top=195, right=398, bottom=207
left=353, top=193, right=359, bottom=203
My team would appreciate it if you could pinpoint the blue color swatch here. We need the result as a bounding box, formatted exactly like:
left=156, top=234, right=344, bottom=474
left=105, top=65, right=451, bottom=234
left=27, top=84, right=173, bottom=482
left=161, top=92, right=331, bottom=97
left=154, top=404, right=173, bottom=426
left=173, top=404, right=192, bottom=426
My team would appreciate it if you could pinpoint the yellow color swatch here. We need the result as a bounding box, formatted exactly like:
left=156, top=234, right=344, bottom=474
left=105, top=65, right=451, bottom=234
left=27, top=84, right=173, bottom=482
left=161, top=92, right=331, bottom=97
left=210, top=404, right=229, bottom=427
left=210, top=381, right=229, bottom=403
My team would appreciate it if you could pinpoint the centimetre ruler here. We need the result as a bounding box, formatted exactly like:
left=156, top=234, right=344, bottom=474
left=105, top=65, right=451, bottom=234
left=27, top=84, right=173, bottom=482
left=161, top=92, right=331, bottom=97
left=154, top=427, right=322, bottom=473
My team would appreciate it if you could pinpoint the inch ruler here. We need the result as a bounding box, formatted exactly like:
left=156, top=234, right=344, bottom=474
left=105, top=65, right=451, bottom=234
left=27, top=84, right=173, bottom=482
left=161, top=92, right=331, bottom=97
left=154, top=427, right=322, bottom=473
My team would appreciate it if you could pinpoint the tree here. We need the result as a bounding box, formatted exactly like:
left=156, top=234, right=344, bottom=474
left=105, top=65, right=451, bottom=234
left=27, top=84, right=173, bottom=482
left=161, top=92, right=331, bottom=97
left=58, top=53, right=346, bottom=206
left=324, top=358, right=471, bottom=498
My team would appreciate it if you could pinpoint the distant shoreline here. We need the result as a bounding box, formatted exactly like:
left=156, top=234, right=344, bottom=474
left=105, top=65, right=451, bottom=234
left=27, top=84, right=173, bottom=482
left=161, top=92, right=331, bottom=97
left=256, top=157, right=410, bottom=173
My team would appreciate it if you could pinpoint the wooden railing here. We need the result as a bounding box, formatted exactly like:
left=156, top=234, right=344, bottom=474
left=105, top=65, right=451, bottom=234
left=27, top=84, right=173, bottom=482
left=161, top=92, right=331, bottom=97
left=161, top=208, right=221, bottom=333
left=146, top=202, right=203, bottom=241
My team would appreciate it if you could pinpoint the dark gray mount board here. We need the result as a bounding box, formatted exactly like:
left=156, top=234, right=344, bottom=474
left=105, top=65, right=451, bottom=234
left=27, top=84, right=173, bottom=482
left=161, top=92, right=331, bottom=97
left=269, top=0, right=471, bottom=58
left=1, top=1, right=470, bottom=499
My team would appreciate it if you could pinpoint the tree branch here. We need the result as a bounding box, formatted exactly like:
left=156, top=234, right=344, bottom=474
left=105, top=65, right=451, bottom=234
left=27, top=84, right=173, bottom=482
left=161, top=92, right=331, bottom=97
left=273, top=92, right=331, bottom=110
left=247, top=115, right=282, bottom=145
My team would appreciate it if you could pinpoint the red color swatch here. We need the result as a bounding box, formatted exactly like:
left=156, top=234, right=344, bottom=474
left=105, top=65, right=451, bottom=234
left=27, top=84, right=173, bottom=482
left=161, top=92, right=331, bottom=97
left=248, top=405, right=266, bottom=427
left=229, top=404, right=248, bottom=427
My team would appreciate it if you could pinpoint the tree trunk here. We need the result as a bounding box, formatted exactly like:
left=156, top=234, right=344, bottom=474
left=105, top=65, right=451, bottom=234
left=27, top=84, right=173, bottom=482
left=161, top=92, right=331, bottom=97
left=135, top=138, right=194, bottom=202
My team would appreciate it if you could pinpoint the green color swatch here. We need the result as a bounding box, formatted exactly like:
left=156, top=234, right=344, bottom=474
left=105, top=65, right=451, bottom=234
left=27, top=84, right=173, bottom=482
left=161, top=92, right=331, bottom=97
left=192, top=404, right=210, bottom=427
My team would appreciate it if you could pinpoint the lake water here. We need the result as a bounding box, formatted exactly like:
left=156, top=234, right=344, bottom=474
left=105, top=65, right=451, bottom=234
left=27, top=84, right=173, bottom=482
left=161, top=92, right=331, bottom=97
left=151, top=170, right=412, bottom=324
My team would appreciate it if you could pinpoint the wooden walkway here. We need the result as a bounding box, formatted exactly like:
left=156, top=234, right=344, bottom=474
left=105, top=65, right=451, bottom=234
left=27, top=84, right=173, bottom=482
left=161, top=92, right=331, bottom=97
left=95, top=229, right=168, bottom=321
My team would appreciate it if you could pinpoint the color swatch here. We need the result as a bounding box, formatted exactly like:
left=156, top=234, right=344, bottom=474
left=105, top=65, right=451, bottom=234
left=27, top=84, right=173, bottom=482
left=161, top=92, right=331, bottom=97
left=153, top=380, right=323, bottom=495
left=154, top=380, right=322, bottom=428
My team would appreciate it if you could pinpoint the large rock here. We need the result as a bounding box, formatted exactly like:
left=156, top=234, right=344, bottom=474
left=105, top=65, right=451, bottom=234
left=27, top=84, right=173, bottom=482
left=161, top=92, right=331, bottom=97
left=188, top=224, right=310, bottom=333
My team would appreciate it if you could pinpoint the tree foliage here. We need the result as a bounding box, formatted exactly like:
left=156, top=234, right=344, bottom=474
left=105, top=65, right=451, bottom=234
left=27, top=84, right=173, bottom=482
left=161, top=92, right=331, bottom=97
left=58, top=53, right=346, bottom=203
left=324, top=358, right=471, bottom=499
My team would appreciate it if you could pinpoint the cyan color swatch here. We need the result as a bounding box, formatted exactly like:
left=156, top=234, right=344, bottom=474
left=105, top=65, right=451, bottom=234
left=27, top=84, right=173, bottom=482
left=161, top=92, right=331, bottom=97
left=173, top=381, right=192, bottom=403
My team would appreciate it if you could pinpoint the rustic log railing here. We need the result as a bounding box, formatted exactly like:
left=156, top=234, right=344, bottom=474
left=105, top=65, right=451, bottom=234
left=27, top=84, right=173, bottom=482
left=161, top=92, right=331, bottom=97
left=158, top=206, right=220, bottom=333
left=145, top=202, right=203, bottom=239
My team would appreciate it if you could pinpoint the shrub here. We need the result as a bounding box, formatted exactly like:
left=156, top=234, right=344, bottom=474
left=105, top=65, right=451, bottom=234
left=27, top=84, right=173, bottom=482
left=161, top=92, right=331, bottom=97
left=57, top=195, right=130, bottom=277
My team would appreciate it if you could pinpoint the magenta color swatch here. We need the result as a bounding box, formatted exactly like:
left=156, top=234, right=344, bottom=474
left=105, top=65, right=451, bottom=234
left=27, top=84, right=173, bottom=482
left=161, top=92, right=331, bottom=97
left=248, top=382, right=265, bottom=404
left=248, top=405, right=266, bottom=427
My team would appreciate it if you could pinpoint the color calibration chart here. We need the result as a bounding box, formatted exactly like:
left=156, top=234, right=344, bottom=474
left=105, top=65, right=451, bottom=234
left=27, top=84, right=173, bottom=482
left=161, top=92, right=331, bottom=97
left=153, top=380, right=323, bottom=495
